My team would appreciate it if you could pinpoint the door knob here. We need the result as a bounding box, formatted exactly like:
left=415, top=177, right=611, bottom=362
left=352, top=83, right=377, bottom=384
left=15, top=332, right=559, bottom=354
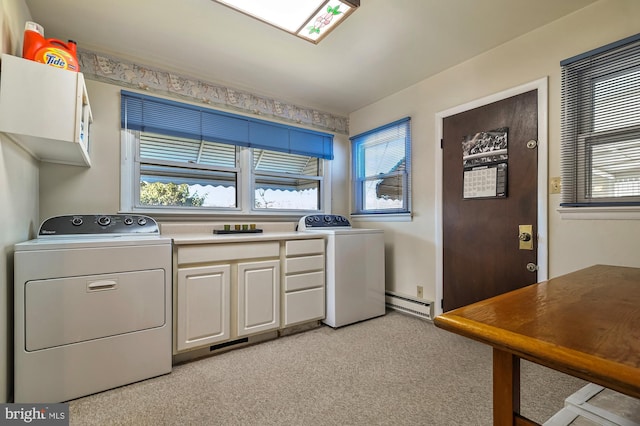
left=518, top=225, right=533, bottom=250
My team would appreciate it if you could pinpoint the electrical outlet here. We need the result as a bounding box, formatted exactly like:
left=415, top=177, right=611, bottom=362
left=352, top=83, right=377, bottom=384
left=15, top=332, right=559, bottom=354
left=417, top=285, right=424, bottom=299
left=550, top=177, right=562, bottom=194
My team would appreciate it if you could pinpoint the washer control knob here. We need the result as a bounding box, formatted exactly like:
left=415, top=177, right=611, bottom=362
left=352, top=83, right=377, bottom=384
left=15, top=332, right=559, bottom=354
left=123, top=217, right=134, bottom=225
left=71, top=217, right=83, bottom=226
left=137, top=217, right=147, bottom=226
left=97, top=216, right=111, bottom=226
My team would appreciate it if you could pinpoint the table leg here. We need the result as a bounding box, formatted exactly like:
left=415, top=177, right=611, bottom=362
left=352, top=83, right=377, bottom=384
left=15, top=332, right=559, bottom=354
left=493, top=348, right=521, bottom=425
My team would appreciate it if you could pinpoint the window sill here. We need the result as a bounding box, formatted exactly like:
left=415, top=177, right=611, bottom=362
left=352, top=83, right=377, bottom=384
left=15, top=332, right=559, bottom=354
left=557, top=206, right=640, bottom=220
left=350, top=212, right=412, bottom=222
left=119, top=208, right=317, bottom=222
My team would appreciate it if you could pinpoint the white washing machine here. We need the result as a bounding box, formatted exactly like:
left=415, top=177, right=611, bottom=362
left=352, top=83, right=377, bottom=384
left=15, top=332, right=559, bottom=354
left=298, top=215, right=385, bottom=328
left=14, top=214, right=172, bottom=403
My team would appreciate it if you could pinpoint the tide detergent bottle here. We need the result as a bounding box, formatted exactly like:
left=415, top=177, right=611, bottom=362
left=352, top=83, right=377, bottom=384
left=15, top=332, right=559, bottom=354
left=22, top=21, right=80, bottom=72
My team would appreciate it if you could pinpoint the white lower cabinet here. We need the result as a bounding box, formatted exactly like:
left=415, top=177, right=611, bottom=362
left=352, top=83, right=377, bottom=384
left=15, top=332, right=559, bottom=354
left=174, top=238, right=324, bottom=354
left=176, top=265, right=230, bottom=352
left=237, top=260, right=280, bottom=337
left=283, top=239, right=325, bottom=327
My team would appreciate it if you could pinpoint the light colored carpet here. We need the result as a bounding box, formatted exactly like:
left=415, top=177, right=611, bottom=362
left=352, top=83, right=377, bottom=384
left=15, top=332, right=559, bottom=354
left=68, top=311, right=586, bottom=425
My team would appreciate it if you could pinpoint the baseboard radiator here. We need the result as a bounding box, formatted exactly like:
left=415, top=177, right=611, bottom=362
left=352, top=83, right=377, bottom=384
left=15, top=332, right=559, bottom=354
left=385, top=291, right=433, bottom=320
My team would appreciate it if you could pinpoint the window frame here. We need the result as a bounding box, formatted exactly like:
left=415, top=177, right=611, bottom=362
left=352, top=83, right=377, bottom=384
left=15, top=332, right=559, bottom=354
left=121, top=130, right=331, bottom=216
left=577, top=128, right=640, bottom=203
left=350, top=117, right=412, bottom=217
left=250, top=148, right=325, bottom=212
left=560, top=33, right=640, bottom=212
left=136, top=135, right=241, bottom=211
left=119, top=91, right=334, bottom=217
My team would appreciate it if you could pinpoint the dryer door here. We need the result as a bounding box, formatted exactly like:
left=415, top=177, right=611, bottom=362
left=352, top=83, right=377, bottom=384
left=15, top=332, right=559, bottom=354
left=24, top=269, right=166, bottom=351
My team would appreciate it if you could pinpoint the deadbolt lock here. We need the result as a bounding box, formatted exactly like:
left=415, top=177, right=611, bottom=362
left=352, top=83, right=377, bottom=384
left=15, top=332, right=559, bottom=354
left=519, top=232, right=532, bottom=242
left=518, top=225, right=533, bottom=250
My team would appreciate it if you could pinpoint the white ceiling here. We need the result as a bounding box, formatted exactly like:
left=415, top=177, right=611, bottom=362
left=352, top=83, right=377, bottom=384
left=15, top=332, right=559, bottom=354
left=24, top=0, right=597, bottom=116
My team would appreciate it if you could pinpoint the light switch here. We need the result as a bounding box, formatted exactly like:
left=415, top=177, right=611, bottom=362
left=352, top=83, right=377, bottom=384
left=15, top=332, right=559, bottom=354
left=550, top=177, right=561, bottom=194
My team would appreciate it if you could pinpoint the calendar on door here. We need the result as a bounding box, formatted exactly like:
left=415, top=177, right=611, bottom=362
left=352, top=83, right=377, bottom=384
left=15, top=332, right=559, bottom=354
left=461, top=127, right=508, bottom=199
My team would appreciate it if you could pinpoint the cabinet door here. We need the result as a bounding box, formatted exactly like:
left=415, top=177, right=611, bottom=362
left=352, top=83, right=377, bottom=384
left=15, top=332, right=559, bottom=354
left=237, top=260, right=280, bottom=337
left=176, top=265, right=230, bottom=351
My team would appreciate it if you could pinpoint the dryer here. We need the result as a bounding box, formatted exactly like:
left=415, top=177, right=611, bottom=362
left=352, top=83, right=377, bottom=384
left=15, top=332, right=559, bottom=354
left=298, top=215, right=385, bottom=328
left=14, top=215, right=172, bottom=403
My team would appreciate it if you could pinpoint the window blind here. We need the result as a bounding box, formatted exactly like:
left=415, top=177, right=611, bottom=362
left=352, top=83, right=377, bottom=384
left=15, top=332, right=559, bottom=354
left=121, top=91, right=334, bottom=160
left=351, top=117, right=411, bottom=178
left=253, top=149, right=318, bottom=175
left=350, top=117, right=411, bottom=214
left=140, top=133, right=237, bottom=168
left=560, top=33, right=640, bottom=206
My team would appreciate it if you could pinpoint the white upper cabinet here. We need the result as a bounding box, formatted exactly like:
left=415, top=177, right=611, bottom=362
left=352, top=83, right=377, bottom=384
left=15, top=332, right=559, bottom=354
left=0, top=54, right=92, bottom=166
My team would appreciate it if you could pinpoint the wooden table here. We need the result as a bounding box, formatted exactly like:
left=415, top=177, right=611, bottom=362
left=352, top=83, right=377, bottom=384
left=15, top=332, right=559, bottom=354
left=434, top=265, right=640, bottom=426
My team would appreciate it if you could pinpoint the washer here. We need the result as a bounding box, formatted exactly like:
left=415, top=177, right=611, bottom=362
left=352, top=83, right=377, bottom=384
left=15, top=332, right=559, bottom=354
left=14, top=214, right=172, bottom=403
left=298, top=215, right=385, bottom=328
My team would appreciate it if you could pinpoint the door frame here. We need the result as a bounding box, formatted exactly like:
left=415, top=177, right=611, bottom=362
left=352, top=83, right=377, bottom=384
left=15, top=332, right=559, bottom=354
left=434, top=77, right=549, bottom=317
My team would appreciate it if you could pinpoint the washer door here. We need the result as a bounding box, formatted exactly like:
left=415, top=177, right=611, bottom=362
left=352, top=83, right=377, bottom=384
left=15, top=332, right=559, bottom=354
left=24, top=269, right=166, bottom=351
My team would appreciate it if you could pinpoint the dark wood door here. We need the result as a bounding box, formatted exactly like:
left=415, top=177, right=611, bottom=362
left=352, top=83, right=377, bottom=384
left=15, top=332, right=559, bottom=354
left=442, top=90, right=538, bottom=312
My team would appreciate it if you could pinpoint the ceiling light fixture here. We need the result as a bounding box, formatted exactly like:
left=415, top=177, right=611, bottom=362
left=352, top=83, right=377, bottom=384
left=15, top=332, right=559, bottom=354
left=213, top=0, right=360, bottom=44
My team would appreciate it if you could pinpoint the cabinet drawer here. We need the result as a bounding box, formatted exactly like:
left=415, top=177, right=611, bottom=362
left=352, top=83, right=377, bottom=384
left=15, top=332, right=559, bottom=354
left=285, top=255, right=324, bottom=274
left=178, top=242, right=279, bottom=265
left=285, top=271, right=324, bottom=292
left=285, top=239, right=324, bottom=256
left=284, top=287, right=325, bottom=326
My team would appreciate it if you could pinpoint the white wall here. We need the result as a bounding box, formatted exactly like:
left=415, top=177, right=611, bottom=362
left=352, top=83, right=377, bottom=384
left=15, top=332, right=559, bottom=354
left=349, top=0, right=640, bottom=303
left=0, top=0, right=37, bottom=403
left=0, top=136, right=37, bottom=403
left=39, top=80, right=121, bottom=218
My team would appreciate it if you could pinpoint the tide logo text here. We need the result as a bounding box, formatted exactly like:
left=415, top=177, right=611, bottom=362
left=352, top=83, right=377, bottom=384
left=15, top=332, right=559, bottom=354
left=44, top=53, right=68, bottom=68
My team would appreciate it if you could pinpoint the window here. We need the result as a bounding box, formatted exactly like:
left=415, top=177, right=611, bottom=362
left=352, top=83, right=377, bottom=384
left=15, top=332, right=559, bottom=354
left=561, top=33, right=640, bottom=207
left=137, top=133, right=239, bottom=208
left=120, top=91, right=333, bottom=214
left=253, top=149, right=322, bottom=210
left=350, top=117, right=411, bottom=215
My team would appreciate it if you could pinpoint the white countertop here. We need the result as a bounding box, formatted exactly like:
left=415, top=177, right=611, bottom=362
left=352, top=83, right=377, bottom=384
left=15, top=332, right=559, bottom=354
left=167, top=231, right=324, bottom=245
left=159, top=221, right=324, bottom=245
